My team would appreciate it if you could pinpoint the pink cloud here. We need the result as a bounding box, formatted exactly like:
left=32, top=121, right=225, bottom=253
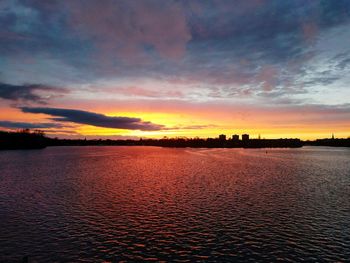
left=108, top=86, right=184, bottom=98
left=256, top=65, right=279, bottom=92
left=65, top=0, right=191, bottom=60
left=0, top=30, right=30, bottom=40
left=302, top=22, right=319, bottom=43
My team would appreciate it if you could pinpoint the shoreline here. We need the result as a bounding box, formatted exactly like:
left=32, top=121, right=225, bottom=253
left=1, top=143, right=350, bottom=151
left=1, top=131, right=349, bottom=150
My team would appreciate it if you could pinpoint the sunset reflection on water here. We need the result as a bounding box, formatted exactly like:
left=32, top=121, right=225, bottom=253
left=0, top=146, right=349, bottom=261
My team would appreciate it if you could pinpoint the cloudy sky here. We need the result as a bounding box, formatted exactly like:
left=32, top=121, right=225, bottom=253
left=0, top=0, right=350, bottom=139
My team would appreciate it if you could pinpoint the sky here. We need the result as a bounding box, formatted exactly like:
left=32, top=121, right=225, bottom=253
left=0, top=0, right=350, bottom=140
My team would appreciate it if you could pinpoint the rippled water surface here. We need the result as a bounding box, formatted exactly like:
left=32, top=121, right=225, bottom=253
left=0, top=146, right=349, bottom=262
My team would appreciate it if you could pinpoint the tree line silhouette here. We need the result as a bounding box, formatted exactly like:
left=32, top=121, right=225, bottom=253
left=0, top=129, right=47, bottom=150
left=1, top=129, right=349, bottom=150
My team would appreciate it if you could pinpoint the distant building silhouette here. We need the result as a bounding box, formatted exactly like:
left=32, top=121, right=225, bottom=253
left=242, top=134, right=249, bottom=141
left=232, top=134, right=239, bottom=140
left=7, top=129, right=350, bottom=149
left=219, top=134, right=226, bottom=141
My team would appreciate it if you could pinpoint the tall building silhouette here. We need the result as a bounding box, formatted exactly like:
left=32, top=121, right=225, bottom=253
left=242, top=134, right=249, bottom=141
left=219, top=134, right=226, bottom=141
left=232, top=134, right=239, bottom=140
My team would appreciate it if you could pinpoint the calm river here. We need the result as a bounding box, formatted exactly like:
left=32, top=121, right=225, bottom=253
left=0, top=146, right=349, bottom=262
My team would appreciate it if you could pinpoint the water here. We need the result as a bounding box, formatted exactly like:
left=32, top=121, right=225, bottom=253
left=0, top=146, right=349, bottom=262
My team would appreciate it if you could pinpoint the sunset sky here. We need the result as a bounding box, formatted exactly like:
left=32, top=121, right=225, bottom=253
left=0, top=0, right=349, bottom=139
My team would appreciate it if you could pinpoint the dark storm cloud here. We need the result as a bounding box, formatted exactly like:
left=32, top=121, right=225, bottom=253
left=1, top=0, right=350, bottom=96
left=180, top=0, right=350, bottom=93
left=0, top=82, right=66, bottom=103
left=5, top=0, right=190, bottom=61
left=1, top=1, right=345, bottom=63
left=20, top=107, right=164, bottom=131
left=0, top=120, right=62, bottom=129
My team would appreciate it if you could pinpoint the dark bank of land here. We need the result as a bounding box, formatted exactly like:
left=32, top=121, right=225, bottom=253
left=0, top=130, right=47, bottom=150
left=1, top=130, right=349, bottom=150
left=303, top=138, right=350, bottom=147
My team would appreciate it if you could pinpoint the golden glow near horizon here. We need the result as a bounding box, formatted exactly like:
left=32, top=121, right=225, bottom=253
left=0, top=103, right=346, bottom=140
left=75, top=107, right=348, bottom=139
left=1, top=105, right=349, bottom=140
left=60, top=110, right=349, bottom=140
